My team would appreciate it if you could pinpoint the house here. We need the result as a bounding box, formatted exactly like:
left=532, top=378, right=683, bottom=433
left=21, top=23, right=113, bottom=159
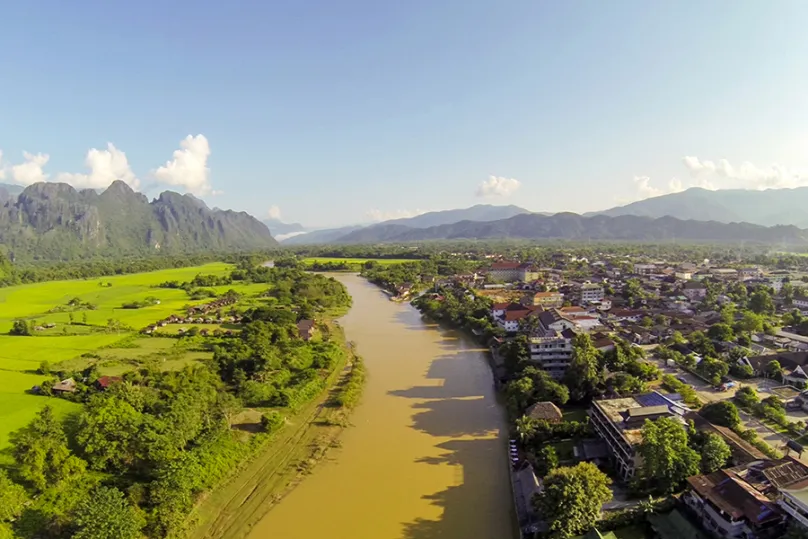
left=740, top=267, right=762, bottom=281
left=297, top=319, right=316, bottom=341
left=589, top=391, right=688, bottom=481
left=684, top=459, right=808, bottom=539
left=525, top=401, right=563, bottom=423
left=52, top=378, right=77, bottom=394
left=592, top=333, right=616, bottom=352
left=742, top=352, right=808, bottom=385
left=538, top=309, right=575, bottom=332
left=492, top=302, right=511, bottom=318
left=683, top=281, right=708, bottom=302
left=523, top=291, right=564, bottom=309
left=675, top=271, right=693, bottom=281
left=95, top=376, right=122, bottom=390
left=609, top=309, right=644, bottom=323
left=794, top=295, right=808, bottom=311
left=712, top=268, right=739, bottom=280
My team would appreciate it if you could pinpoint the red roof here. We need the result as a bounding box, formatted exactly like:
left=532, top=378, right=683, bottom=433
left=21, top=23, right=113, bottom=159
left=96, top=376, right=122, bottom=389
left=503, top=308, right=540, bottom=321
left=490, top=262, right=521, bottom=270
left=493, top=302, right=510, bottom=310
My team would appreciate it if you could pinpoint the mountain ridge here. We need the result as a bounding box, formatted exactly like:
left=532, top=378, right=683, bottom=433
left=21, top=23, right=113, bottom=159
left=330, top=212, right=808, bottom=244
left=0, top=180, right=277, bottom=260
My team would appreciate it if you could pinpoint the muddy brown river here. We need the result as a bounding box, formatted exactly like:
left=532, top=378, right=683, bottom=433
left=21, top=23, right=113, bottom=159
left=247, top=274, right=517, bottom=539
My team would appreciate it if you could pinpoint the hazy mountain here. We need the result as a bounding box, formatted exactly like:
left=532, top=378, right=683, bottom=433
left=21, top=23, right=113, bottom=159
left=0, top=183, right=24, bottom=203
left=381, top=204, right=532, bottom=228
left=0, top=181, right=277, bottom=260
left=332, top=212, right=808, bottom=245
left=281, top=225, right=365, bottom=245
left=281, top=204, right=534, bottom=245
left=592, top=187, right=808, bottom=227
left=263, top=217, right=306, bottom=236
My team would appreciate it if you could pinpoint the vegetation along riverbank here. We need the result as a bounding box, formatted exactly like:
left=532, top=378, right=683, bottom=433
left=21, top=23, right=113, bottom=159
left=0, top=257, right=365, bottom=539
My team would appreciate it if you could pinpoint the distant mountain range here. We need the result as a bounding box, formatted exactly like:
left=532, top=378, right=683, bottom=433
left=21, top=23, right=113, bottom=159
left=329, top=212, right=808, bottom=244
left=262, top=217, right=306, bottom=237
left=281, top=204, right=532, bottom=245
left=590, top=187, right=808, bottom=227
left=0, top=183, right=24, bottom=203
left=0, top=181, right=277, bottom=260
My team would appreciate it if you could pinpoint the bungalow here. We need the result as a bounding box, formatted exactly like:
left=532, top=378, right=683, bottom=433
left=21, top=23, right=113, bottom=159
left=524, top=401, right=563, bottom=423
left=609, top=309, right=644, bottom=323
left=297, top=319, right=316, bottom=341
left=95, top=376, right=122, bottom=390
left=52, top=378, right=77, bottom=394
left=742, top=352, right=808, bottom=385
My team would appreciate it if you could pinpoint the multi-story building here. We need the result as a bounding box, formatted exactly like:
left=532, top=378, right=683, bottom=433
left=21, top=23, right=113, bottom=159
left=684, top=458, right=808, bottom=539
left=633, top=264, right=656, bottom=276
left=589, top=392, right=687, bottom=481
left=778, top=480, right=808, bottom=534
left=523, top=291, right=563, bottom=309
left=794, top=295, right=808, bottom=311
left=487, top=262, right=539, bottom=283
left=529, top=327, right=575, bottom=380
left=579, top=283, right=605, bottom=303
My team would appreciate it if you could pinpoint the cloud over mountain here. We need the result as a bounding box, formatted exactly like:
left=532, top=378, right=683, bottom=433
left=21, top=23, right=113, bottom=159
left=476, top=175, right=521, bottom=197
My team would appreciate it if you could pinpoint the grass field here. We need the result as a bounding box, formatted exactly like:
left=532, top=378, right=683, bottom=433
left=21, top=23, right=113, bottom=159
left=301, top=257, right=414, bottom=267
left=0, top=262, right=264, bottom=449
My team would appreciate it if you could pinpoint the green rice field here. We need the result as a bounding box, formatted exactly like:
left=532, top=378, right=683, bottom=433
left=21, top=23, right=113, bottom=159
left=0, top=262, right=268, bottom=450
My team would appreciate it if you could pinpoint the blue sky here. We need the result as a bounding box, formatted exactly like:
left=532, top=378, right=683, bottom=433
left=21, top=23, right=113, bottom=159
left=2, top=1, right=808, bottom=227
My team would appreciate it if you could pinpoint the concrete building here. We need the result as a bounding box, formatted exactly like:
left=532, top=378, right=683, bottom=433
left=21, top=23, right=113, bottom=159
left=529, top=327, right=575, bottom=380
left=633, top=264, right=657, bottom=276
left=683, top=281, right=708, bottom=302
left=579, top=283, right=605, bottom=303
left=523, top=291, right=563, bottom=309
left=487, top=262, right=539, bottom=283
left=589, top=392, right=687, bottom=481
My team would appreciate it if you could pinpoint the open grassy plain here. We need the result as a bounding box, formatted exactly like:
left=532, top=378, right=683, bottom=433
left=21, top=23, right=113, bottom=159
left=0, top=262, right=269, bottom=450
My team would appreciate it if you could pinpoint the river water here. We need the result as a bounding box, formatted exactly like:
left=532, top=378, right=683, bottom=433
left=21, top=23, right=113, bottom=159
left=247, top=274, right=517, bottom=539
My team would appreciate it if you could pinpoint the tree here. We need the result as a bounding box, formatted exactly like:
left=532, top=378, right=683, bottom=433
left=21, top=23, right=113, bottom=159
left=608, top=372, right=646, bottom=396
left=750, top=289, right=775, bottom=315
left=638, top=416, right=701, bottom=493
left=564, top=333, right=602, bottom=400
left=0, top=470, right=28, bottom=522
left=708, top=323, right=734, bottom=342
left=699, top=357, right=729, bottom=386
left=534, top=462, right=612, bottom=538
left=670, top=331, right=686, bottom=345
left=514, top=416, right=535, bottom=443
left=10, top=405, right=86, bottom=491
left=735, top=386, right=759, bottom=408
left=766, top=360, right=783, bottom=380
left=73, top=486, right=145, bottom=539
left=737, top=311, right=764, bottom=333
left=10, top=319, right=31, bottom=336
left=640, top=316, right=653, bottom=328
left=701, top=401, right=741, bottom=429
left=76, top=396, right=144, bottom=471
left=534, top=445, right=559, bottom=477
left=701, top=433, right=732, bottom=473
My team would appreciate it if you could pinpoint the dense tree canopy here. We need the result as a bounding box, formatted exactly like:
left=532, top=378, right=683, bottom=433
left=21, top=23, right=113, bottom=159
left=637, top=417, right=701, bottom=493
left=534, top=462, right=612, bottom=538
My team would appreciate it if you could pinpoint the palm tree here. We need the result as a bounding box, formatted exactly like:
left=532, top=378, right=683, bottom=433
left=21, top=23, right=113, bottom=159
left=515, top=415, right=535, bottom=443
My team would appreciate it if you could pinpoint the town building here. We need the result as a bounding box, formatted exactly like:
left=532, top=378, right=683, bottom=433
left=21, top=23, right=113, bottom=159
left=589, top=392, right=688, bottom=481
left=767, top=271, right=791, bottom=292
left=684, top=458, right=808, bottom=539
left=297, top=319, right=316, bottom=341
left=487, top=262, right=539, bottom=283
left=528, top=327, right=576, bottom=380
left=633, top=264, right=657, bottom=276
left=579, top=283, right=605, bottom=303
left=683, top=281, right=708, bottom=302
left=523, top=291, right=564, bottom=309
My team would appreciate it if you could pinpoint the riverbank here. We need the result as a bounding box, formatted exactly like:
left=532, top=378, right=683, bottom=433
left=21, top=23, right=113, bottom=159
left=189, top=323, right=363, bottom=539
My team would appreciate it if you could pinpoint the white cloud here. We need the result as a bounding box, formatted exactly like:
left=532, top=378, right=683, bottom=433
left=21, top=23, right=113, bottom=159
left=475, top=175, right=521, bottom=197
left=366, top=208, right=427, bottom=222
left=683, top=155, right=801, bottom=189
left=267, top=205, right=282, bottom=220
left=10, top=152, right=50, bottom=186
left=153, top=134, right=212, bottom=195
left=56, top=143, right=139, bottom=189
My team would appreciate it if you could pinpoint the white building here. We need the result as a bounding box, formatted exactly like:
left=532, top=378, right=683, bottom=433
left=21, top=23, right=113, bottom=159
left=633, top=264, right=656, bottom=276
left=580, top=283, right=605, bottom=303
left=529, top=328, right=575, bottom=380
left=767, top=271, right=791, bottom=292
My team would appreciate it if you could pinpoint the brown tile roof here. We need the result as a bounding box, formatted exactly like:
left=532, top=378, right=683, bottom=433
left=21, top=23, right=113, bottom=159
left=687, top=471, right=780, bottom=525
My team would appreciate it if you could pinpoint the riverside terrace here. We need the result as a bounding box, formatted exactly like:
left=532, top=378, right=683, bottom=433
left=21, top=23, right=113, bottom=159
left=589, top=391, right=689, bottom=481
